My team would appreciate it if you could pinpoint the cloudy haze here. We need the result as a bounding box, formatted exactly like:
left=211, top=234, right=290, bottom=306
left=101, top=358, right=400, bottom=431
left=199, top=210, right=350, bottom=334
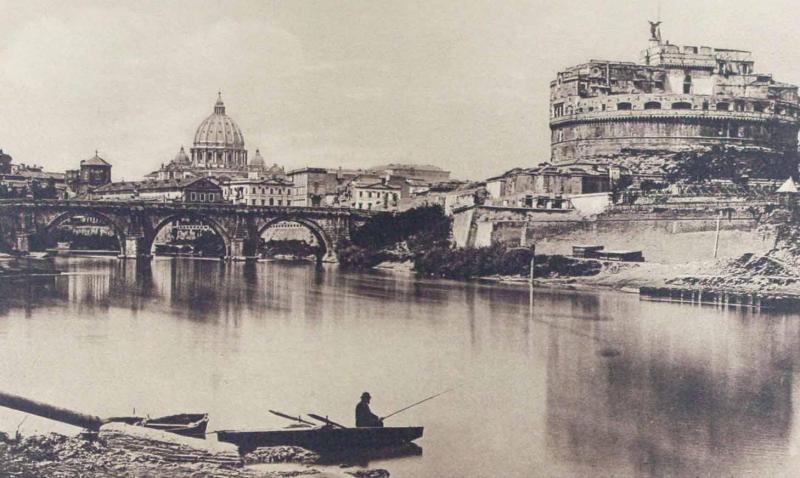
left=2, top=0, right=800, bottom=180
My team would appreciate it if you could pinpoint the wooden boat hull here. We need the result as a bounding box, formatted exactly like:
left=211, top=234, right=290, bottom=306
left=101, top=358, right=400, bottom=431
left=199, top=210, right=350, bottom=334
left=216, top=426, right=424, bottom=453
left=107, top=413, right=209, bottom=438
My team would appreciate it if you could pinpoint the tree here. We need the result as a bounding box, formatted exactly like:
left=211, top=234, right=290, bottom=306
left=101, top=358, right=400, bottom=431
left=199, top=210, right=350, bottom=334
left=664, top=146, right=798, bottom=183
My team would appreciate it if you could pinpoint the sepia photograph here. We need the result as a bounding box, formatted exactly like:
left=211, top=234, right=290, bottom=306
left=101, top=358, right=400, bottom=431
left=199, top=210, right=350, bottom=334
left=2, top=0, right=800, bottom=476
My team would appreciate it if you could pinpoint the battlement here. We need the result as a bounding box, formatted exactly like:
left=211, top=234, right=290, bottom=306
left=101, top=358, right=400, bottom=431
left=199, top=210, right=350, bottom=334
left=642, top=42, right=753, bottom=74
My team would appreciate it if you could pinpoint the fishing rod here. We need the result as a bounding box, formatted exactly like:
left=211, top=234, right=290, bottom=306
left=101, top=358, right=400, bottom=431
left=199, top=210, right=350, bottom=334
left=381, top=386, right=458, bottom=421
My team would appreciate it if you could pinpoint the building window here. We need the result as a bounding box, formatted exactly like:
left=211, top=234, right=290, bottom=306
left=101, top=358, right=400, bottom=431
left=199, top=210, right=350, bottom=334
left=754, top=103, right=765, bottom=113
left=702, top=101, right=709, bottom=110
left=261, top=199, right=265, bottom=205
left=716, top=102, right=730, bottom=111
left=671, top=102, right=692, bottom=110
left=269, top=198, right=274, bottom=205
left=683, top=74, right=692, bottom=94
left=191, top=192, right=196, bottom=201
left=644, top=101, right=661, bottom=110
left=277, top=200, right=282, bottom=206
left=617, top=102, right=632, bottom=111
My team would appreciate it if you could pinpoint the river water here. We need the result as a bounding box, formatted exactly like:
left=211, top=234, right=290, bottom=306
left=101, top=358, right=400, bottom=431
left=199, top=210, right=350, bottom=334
left=1, top=258, right=800, bottom=477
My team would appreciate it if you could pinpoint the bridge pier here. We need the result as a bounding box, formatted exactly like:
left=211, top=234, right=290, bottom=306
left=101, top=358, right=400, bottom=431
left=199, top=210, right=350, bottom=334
left=15, top=233, right=31, bottom=253
left=120, top=236, right=152, bottom=260
left=226, top=237, right=258, bottom=262
left=320, top=250, right=338, bottom=263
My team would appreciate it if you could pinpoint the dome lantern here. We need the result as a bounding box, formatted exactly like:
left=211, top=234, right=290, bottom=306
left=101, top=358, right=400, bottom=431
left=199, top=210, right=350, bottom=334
left=214, top=91, right=225, bottom=115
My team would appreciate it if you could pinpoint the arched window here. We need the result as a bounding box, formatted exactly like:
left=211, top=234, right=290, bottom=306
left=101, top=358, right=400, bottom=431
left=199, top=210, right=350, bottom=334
left=683, top=74, right=692, bottom=94
left=716, top=102, right=730, bottom=111
left=617, top=102, right=632, bottom=110
left=671, top=102, right=692, bottom=110
left=644, top=101, right=662, bottom=110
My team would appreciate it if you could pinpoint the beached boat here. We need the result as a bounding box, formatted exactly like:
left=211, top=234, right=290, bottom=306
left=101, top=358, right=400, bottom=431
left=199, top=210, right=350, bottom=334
left=107, top=413, right=209, bottom=438
left=215, top=426, right=424, bottom=453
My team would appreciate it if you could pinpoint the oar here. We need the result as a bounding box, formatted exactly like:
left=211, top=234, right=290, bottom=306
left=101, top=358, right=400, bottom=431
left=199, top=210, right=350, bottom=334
left=381, top=387, right=458, bottom=421
left=269, top=409, right=315, bottom=426
left=307, top=413, right=347, bottom=428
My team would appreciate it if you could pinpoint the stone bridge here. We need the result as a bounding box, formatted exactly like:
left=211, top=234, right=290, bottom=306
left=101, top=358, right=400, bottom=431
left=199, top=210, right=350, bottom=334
left=0, top=200, right=371, bottom=261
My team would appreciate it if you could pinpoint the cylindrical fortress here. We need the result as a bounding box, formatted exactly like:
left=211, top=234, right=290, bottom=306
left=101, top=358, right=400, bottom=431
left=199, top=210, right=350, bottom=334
left=550, top=37, right=800, bottom=172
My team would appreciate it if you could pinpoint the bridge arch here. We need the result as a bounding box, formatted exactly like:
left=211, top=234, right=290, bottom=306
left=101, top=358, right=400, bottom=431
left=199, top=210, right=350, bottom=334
left=147, top=212, right=232, bottom=258
left=257, top=216, right=333, bottom=261
left=43, top=209, right=126, bottom=256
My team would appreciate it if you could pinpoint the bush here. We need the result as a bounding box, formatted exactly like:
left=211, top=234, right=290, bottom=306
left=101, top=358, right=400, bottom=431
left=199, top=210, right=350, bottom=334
left=339, top=206, right=451, bottom=269
left=413, top=244, right=534, bottom=279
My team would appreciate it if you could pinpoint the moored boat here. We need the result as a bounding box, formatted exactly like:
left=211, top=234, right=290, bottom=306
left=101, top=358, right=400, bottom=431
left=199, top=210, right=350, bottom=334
left=107, top=413, right=209, bottom=438
left=216, top=426, right=424, bottom=454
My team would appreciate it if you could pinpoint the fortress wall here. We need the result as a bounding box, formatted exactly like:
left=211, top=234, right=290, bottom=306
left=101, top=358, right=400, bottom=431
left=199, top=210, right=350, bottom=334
left=551, top=118, right=796, bottom=163
left=466, top=206, right=770, bottom=264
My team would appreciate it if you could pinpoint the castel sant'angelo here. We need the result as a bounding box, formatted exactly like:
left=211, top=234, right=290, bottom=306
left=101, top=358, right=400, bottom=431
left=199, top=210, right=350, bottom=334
left=549, top=23, right=800, bottom=176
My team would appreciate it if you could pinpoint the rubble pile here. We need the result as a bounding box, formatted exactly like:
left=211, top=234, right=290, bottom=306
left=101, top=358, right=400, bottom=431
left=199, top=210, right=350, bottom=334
left=667, top=252, right=800, bottom=292
left=346, top=470, right=390, bottom=478
left=1, top=432, right=393, bottom=477
left=99, top=422, right=241, bottom=467
left=243, top=446, right=320, bottom=465
left=0, top=432, right=250, bottom=477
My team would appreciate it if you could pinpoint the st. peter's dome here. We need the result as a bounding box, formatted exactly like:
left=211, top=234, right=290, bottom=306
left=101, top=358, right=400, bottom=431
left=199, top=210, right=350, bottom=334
left=190, top=93, right=248, bottom=170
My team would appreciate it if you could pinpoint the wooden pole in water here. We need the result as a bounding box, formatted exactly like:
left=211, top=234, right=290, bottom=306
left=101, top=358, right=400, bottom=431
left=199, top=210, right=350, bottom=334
left=0, top=390, right=106, bottom=430
left=529, top=245, right=536, bottom=286
left=713, top=210, right=722, bottom=259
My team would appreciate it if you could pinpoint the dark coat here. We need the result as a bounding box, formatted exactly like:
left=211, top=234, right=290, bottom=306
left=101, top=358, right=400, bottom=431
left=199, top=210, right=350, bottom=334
left=355, top=400, right=383, bottom=427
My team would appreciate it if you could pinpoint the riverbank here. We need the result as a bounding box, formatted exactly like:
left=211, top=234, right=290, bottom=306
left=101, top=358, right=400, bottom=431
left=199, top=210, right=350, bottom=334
left=0, top=431, right=390, bottom=478
left=479, top=254, right=800, bottom=303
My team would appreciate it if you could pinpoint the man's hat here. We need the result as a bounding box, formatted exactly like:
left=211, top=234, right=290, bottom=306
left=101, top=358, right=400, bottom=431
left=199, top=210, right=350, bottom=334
left=361, top=392, right=371, bottom=399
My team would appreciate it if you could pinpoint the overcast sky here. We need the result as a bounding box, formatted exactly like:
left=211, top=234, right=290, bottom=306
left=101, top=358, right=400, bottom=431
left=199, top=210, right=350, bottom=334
left=2, top=0, right=800, bottom=181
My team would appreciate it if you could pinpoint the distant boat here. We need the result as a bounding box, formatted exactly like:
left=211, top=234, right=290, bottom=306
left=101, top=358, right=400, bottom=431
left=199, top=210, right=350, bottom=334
left=0, top=252, right=59, bottom=276
left=108, top=413, right=209, bottom=439
left=216, top=426, right=424, bottom=454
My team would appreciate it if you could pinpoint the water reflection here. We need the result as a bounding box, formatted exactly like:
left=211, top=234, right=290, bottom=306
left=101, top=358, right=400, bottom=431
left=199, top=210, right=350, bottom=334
left=1, top=258, right=800, bottom=477
left=544, top=303, right=800, bottom=477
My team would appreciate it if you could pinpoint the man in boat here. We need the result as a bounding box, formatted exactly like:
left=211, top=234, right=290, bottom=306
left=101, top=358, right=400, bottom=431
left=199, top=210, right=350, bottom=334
left=355, top=392, right=384, bottom=427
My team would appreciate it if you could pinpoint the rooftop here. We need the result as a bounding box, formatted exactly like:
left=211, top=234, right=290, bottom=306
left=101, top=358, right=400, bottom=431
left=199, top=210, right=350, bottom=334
left=81, top=151, right=111, bottom=167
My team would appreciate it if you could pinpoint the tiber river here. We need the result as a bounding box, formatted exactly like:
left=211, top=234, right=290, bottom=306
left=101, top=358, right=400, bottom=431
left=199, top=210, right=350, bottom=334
left=1, top=257, right=800, bottom=477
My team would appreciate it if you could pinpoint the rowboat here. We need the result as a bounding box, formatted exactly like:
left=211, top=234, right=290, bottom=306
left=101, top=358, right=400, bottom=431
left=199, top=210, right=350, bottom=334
left=215, top=426, right=424, bottom=453
left=107, top=413, right=209, bottom=438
